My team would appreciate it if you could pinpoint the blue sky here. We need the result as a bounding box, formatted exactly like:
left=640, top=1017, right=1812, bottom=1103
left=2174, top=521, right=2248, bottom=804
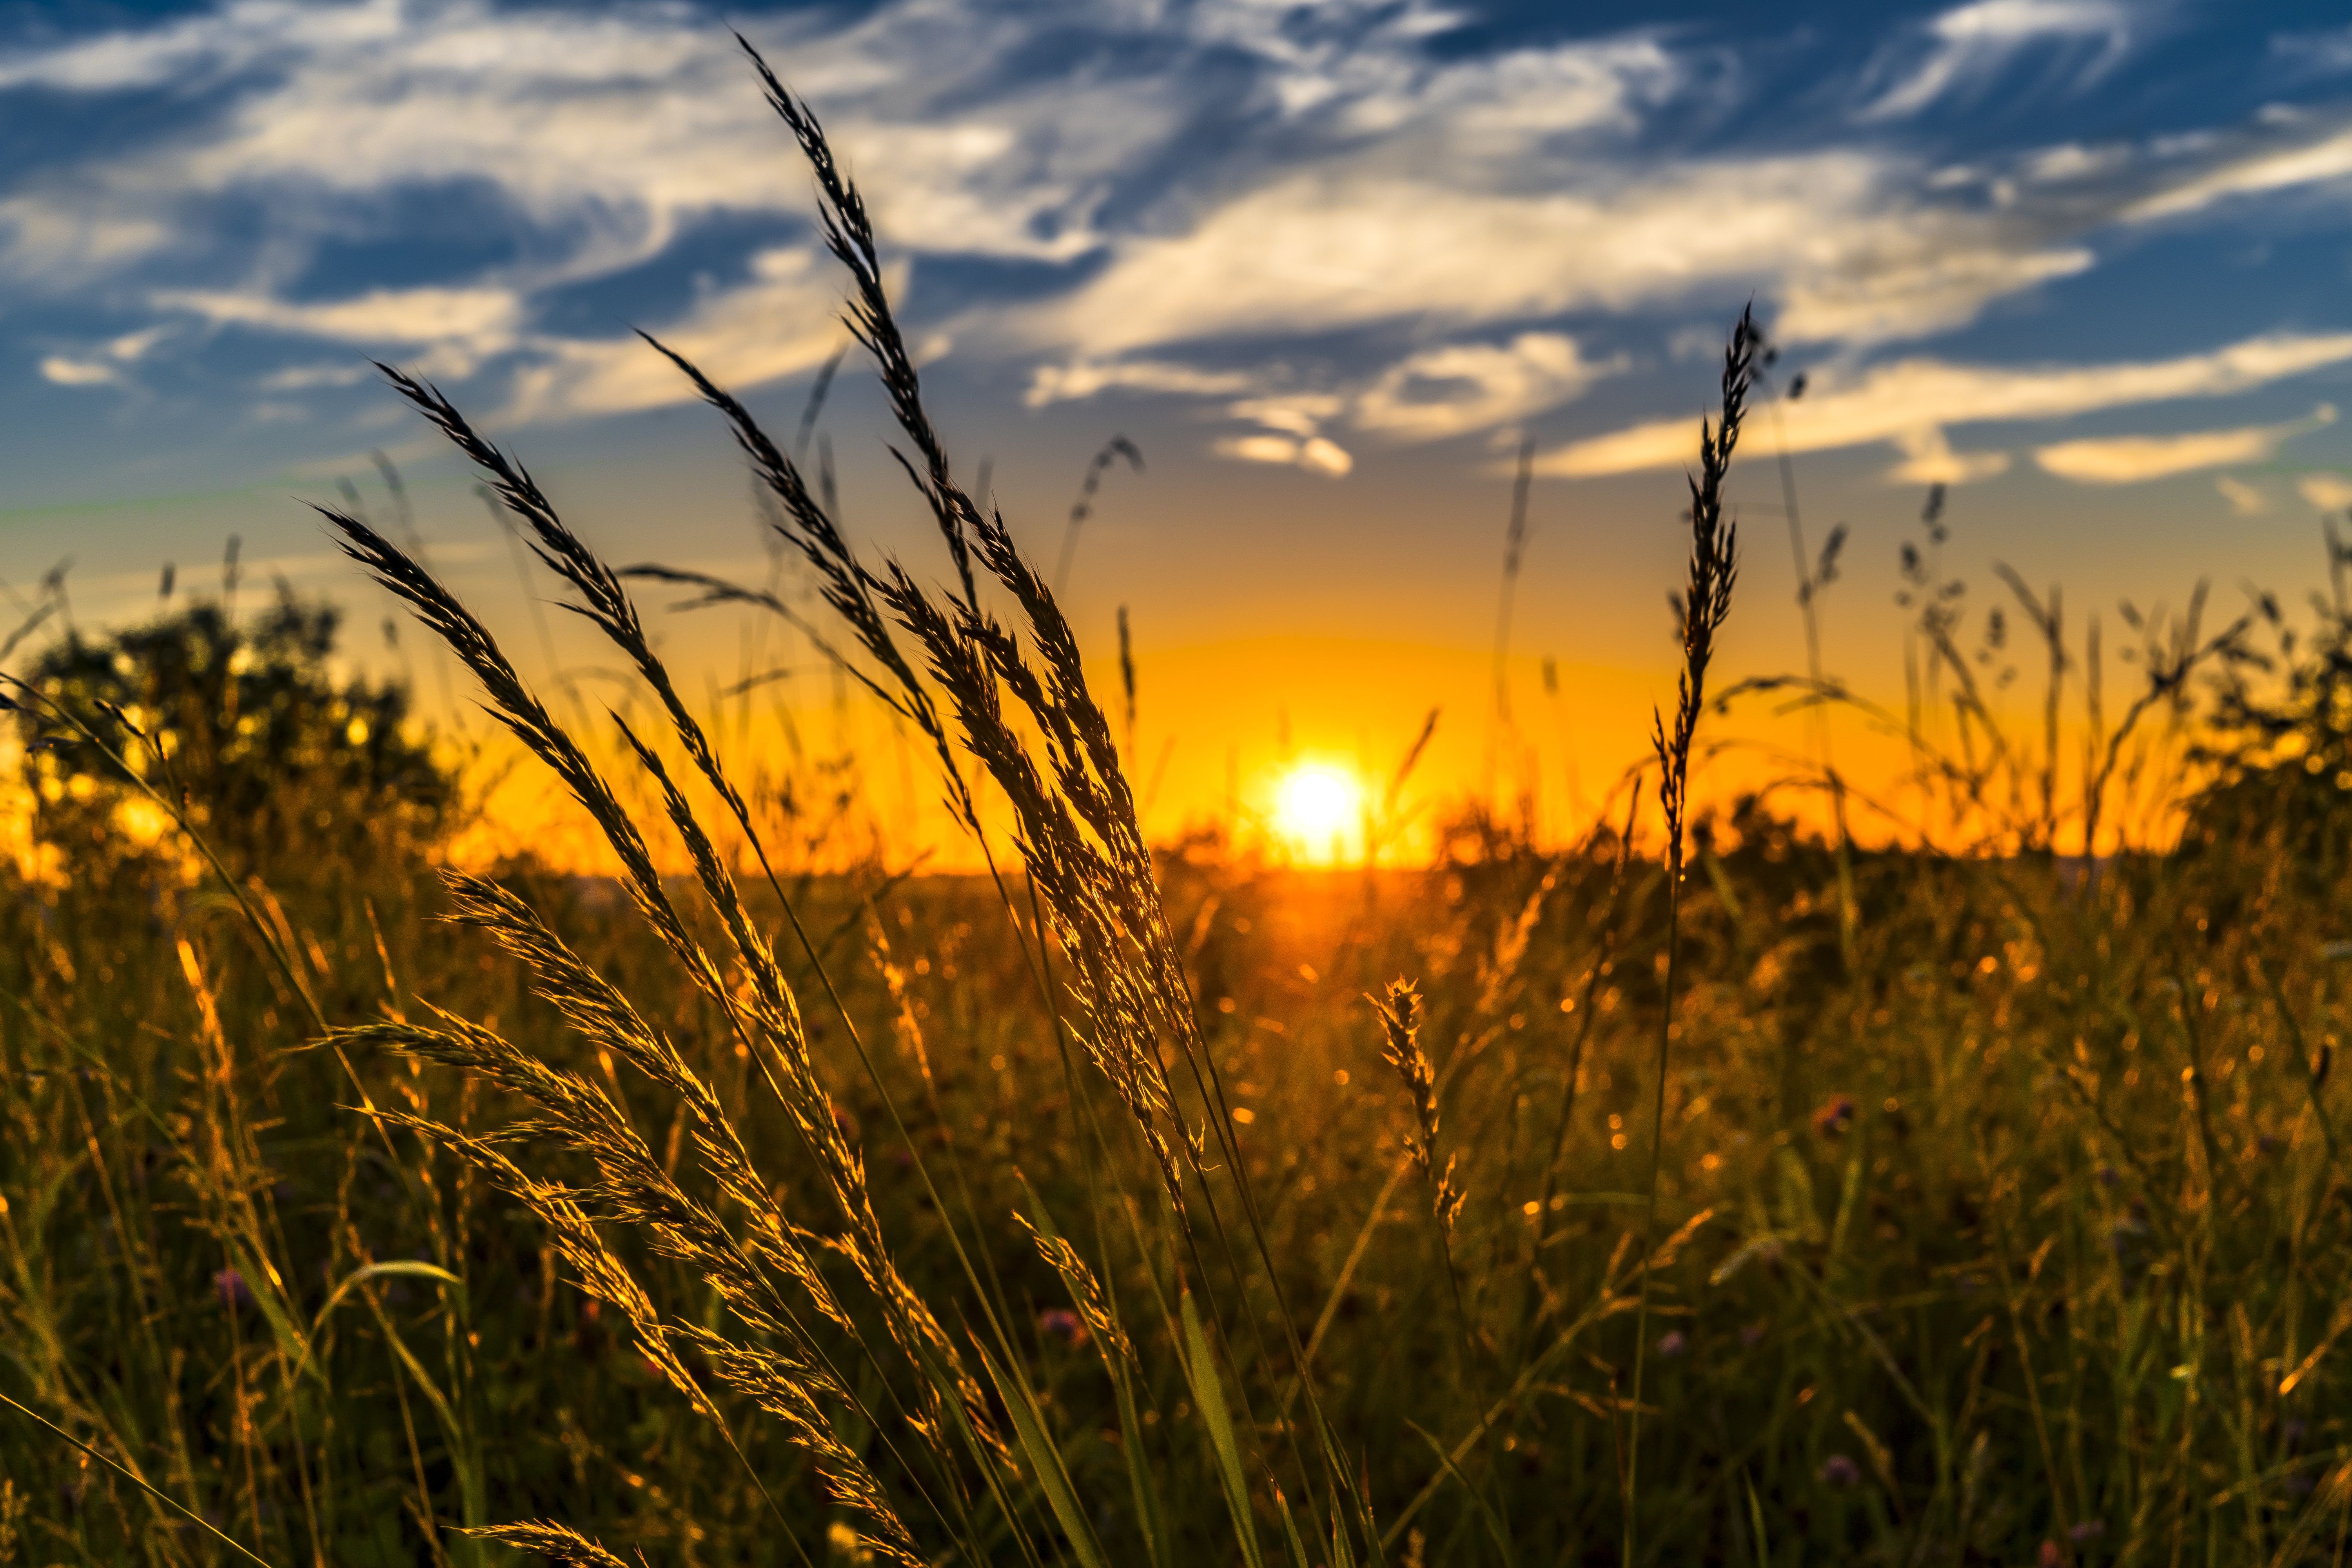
left=7, top=0, right=2352, bottom=838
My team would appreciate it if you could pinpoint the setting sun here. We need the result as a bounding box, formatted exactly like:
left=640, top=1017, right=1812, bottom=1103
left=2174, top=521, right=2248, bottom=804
left=1272, top=762, right=1362, bottom=861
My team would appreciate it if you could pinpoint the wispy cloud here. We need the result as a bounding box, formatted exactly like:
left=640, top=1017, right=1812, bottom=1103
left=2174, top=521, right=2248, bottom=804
left=2301, top=474, right=2352, bottom=512
left=1539, top=332, right=2352, bottom=480
left=1858, top=0, right=2134, bottom=121
left=4, top=0, right=2352, bottom=475
left=2216, top=475, right=2269, bottom=515
left=2270, top=25, right=2352, bottom=80
left=40, top=356, right=122, bottom=388
left=2031, top=405, right=2335, bottom=483
left=1213, top=432, right=1354, bottom=477
left=500, top=247, right=846, bottom=423
left=1352, top=334, right=1621, bottom=442
left=1022, top=153, right=2094, bottom=359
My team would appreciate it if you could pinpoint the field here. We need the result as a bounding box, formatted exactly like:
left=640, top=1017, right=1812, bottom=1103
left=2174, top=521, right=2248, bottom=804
left=7, top=45, right=2352, bottom=1568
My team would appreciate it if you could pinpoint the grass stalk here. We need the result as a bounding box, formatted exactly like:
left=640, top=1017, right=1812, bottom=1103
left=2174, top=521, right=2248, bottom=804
left=1624, top=306, right=1757, bottom=1567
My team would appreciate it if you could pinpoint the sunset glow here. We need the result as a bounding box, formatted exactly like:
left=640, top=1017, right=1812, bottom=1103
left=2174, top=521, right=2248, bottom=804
left=1272, top=763, right=1362, bottom=863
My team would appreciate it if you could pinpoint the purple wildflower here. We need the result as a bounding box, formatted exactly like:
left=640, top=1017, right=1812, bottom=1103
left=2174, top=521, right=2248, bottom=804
left=213, top=1267, right=252, bottom=1310
left=1817, top=1454, right=1859, bottom=1487
left=1038, top=1308, right=1088, bottom=1347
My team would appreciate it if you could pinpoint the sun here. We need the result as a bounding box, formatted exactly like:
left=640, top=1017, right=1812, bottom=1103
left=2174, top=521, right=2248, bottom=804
left=1272, top=763, right=1362, bottom=861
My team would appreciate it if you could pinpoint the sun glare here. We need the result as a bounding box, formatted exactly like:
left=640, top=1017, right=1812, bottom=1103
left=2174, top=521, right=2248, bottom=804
left=1272, top=763, right=1362, bottom=862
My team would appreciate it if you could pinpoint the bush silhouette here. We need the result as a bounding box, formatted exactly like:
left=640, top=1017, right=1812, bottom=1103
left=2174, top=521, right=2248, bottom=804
left=18, top=593, right=452, bottom=875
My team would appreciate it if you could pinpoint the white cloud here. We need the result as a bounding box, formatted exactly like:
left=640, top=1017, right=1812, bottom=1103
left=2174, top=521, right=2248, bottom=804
left=1540, top=331, right=2352, bottom=479
left=39, top=356, right=121, bottom=387
left=1889, top=428, right=2010, bottom=485
left=1352, top=333, right=1621, bottom=441
left=0, top=194, right=174, bottom=284
left=1030, top=152, right=2087, bottom=358
left=1860, top=0, right=2133, bottom=121
left=2216, top=475, right=2269, bottom=515
left=258, top=361, right=372, bottom=390
left=0, top=0, right=1165, bottom=295
left=7, top=0, right=2352, bottom=454
left=1229, top=392, right=1347, bottom=439
left=2031, top=405, right=2335, bottom=483
left=157, top=285, right=523, bottom=347
left=498, top=247, right=844, bottom=424
left=1025, top=359, right=1264, bottom=408
left=1213, top=432, right=1354, bottom=477
left=2123, top=124, right=2352, bottom=224
left=2301, top=474, right=2352, bottom=512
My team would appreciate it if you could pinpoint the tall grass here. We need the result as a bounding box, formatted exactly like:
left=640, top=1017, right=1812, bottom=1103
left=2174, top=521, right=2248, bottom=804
left=5, top=36, right=2352, bottom=1568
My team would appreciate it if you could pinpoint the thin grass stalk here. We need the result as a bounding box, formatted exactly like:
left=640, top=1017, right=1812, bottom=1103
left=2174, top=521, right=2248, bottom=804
left=1053, top=435, right=1143, bottom=600
left=1766, top=387, right=1857, bottom=962
left=1625, top=307, right=1756, bottom=1568
left=322, top=387, right=1024, bottom=1475
left=311, top=511, right=1009, bottom=1533
left=722, top=49, right=1371, bottom=1545
left=1491, top=436, right=1535, bottom=810
left=1518, top=781, right=1641, bottom=1362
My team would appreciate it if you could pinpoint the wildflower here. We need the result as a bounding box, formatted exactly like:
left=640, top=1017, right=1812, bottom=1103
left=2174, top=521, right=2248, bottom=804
left=1812, top=1095, right=1857, bottom=1137
left=1817, top=1454, right=1859, bottom=1487
left=2069, top=1520, right=2106, bottom=1543
left=1038, top=1308, right=1088, bottom=1347
left=213, top=1267, right=252, bottom=1310
left=2038, top=1541, right=2063, bottom=1568
left=1655, top=1330, right=1687, bottom=1358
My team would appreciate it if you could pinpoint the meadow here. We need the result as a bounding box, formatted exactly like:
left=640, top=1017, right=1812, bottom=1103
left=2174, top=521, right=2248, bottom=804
left=6, top=40, right=2352, bottom=1568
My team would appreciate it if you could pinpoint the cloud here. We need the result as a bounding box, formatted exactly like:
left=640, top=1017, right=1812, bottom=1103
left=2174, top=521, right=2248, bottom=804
left=1860, top=0, right=2134, bottom=121
left=1888, top=428, right=2011, bottom=485
left=157, top=285, right=523, bottom=346
left=1027, top=152, right=2095, bottom=359
left=2122, top=123, right=2352, bottom=224
left=1352, top=333, right=1622, bottom=441
left=2032, top=404, right=2335, bottom=483
left=258, top=361, right=373, bottom=391
left=497, top=247, right=844, bottom=424
left=2270, top=25, right=2352, bottom=79
left=39, top=356, right=121, bottom=387
left=7, top=0, right=2352, bottom=457
left=1539, top=331, right=2352, bottom=479
left=2301, top=474, right=2352, bottom=512
left=1025, top=359, right=1265, bottom=408
left=2216, top=476, right=2269, bottom=515
left=1212, top=433, right=1354, bottom=477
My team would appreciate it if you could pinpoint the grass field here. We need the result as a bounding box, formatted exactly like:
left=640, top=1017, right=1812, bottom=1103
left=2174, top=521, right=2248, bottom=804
left=7, top=40, right=2352, bottom=1568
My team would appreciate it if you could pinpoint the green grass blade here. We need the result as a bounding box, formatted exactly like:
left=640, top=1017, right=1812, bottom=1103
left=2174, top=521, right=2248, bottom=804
left=0, top=1389, right=279, bottom=1568
left=1406, top=1419, right=1517, bottom=1568
left=1181, top=1287, right=1268, bottom=1568
left=292, top=1260, right=465, bottom=1388
left=1742, top=1468, right=1771, bottom=1568
left=972, top=1335, right=1111, bottom=1568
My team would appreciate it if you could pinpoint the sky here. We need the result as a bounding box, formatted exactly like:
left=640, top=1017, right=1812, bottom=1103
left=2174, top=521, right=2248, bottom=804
left=6, top=0, right=2352, bottom=858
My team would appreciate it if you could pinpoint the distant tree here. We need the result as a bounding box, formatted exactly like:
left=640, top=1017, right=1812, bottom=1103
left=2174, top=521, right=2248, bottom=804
left=13, top=592, right=454, bottom=876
